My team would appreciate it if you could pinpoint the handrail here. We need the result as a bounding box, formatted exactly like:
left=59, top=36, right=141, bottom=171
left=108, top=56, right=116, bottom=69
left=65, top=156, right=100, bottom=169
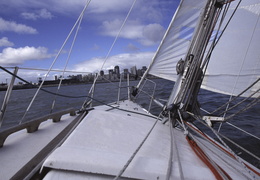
left=0, top=108, right=76, bottom=148
left=0, top=67, right=19, bottom=127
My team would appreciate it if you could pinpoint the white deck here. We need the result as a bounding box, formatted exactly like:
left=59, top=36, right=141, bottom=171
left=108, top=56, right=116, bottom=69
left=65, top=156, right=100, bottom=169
left=1, top=100, right=258, bottom=179
left=42, top=100, right=217, bottom=179
left=0, top=113, right=79, bottom=180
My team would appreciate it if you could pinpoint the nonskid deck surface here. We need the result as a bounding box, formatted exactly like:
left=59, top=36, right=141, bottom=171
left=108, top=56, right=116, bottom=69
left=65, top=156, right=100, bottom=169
left=42, top=100, right=221, bottom=179
left=0, top=113, right=80, bottom=180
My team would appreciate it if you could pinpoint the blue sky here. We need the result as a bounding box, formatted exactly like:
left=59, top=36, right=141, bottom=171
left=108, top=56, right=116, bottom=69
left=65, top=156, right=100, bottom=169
left=0, top=0, right=179, bottom=83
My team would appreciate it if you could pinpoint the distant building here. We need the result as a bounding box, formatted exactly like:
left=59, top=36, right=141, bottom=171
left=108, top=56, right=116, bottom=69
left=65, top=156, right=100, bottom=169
left=142, top=66, right=147, bottom=75
left=100, top=70, right=104, bottom=76
left=114, top=65, right=120, bottom=79
left=76, top=74, right=83, bottom=81
left=137, top=69, right=142, bottom=77
left=108, top=69, right=113, bottom=80
left=130, top=66, right=138, bottom=80
left=123, top=69, right=129, bottom=79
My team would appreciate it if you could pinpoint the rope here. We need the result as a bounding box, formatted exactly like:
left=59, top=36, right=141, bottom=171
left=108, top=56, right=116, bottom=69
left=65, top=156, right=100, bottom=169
left=189, top=114, right=258, bottom=179
left=113, top=113, right=160, bottom=180
left=166, top=113, right=184, bottom=180
left=186, top=135, right=229, bottom=180
left=185, top=121, right=260, bottom=177
left=189, top=133, right=242, bottom=179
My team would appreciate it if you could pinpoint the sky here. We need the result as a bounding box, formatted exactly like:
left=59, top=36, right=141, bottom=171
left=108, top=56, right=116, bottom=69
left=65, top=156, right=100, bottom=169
left=0, top=0, right=179, bottom=83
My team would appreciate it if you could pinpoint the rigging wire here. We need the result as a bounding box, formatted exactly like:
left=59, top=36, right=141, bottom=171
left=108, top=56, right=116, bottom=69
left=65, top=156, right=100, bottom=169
left=224, top=0, right=260, bottom=124
left=226, top=122, right=260, bottom=141
left=19, top=0, right=92, bottom=124
left=210, top=78, right=260, bottom=115
left=2, top=67, right=91, bottom=74
left=50, top=9, right=85, bottom=113
left=87, top=0, right=138, bottom=100
left=225, top=96, right=260, bottom=121
left=187, top=130, right=247, bottom=179
left=185, top=121, right=260, bottom=177
left=188, top=113, right=258, bottom=179
left=113, top=112, right=160, bottom=180
left=218, top=89, right=260, bottom=117
left=201, top=1, right=231, bottom=70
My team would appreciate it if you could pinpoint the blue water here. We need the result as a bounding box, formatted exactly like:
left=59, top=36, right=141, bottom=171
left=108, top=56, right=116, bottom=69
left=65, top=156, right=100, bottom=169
left=0, top=78, right=259, bottom=167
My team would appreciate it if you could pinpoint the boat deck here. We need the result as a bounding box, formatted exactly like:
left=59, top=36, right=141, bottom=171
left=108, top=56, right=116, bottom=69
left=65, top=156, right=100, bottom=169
left=0, top=112, right=80, bottom=180
left=42, top=101, right=216, bottom=179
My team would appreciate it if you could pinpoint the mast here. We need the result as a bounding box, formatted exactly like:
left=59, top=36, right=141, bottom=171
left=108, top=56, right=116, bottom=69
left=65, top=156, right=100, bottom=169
left=166, top=0, right=225, bottom=115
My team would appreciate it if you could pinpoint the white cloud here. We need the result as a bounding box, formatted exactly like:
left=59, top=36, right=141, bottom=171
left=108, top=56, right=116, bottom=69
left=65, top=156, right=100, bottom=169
left=0, top=18, right=37, bottom=34
left=0, top=46, right=51, bottom=65
left=140, top=23, right=165, bottom=46
left=21, top=8, right=53, bottom=20
left=100, top=19, right=165, bottom=46
left=72, top=52, right=154, bottom=73
left=0, top=37, right=14, bottom=47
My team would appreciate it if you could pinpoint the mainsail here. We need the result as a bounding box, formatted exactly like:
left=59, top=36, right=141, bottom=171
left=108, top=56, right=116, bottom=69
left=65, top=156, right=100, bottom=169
left=147, top=0, right=260, bottom=98
left=203, top=0, right=260, bottom=97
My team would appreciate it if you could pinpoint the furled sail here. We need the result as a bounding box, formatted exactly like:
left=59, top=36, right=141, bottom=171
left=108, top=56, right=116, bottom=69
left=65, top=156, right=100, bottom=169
left=147, top=0, right=260, bottom=98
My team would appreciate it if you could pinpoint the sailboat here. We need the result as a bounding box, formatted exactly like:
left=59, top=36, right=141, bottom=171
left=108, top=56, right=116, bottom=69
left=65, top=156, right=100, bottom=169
left=0, top=0, right=259, bottom=179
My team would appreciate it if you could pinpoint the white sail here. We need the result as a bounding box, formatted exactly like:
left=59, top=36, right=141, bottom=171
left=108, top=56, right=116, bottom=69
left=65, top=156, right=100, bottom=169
left=202, top=0, right=260, bottom=97
left=147, top=0, right=260, bottom=98
left=147, top=0, right=207, bottom=81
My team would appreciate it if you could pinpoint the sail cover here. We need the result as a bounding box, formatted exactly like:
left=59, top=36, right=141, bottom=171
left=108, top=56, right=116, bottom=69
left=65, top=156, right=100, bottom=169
left=147, top=0, right=260, bottom=97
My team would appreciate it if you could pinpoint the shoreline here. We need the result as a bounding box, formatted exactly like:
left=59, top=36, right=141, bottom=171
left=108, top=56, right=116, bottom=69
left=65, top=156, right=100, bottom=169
left=0, top=77, right=160, bottom=91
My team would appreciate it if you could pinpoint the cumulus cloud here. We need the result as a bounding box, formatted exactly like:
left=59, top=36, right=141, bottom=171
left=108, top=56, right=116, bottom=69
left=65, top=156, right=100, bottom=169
left=0, top=18, right=37, bottom=34
left=72, top=52, right=154, bottom=73
left=100, top=19, right=165, bottom=46
left=140, top=23, right=165, bottom=46
left=0, top=37, right=14, bottom=47
left=0, top=46, right=51, bottom=65
left=21, top=8, right=53, bottom=20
